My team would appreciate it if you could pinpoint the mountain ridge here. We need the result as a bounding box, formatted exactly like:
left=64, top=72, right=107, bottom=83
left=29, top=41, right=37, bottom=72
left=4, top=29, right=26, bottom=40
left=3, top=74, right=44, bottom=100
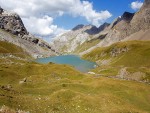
left=52, top=23, right=110, bottom=53
left=79, top=0, right=150, bottom=55
left=51, top=0, right=150, bottom=56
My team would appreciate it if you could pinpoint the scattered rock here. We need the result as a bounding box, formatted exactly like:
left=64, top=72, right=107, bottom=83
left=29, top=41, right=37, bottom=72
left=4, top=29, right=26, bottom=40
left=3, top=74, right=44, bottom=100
left=0, top=105, right=29, bottom=113
left=19, top=78, right=27, bottom=84
left=117, top=67, right=130, bottom=79
left=117, top=67, right=147, bottom=82
left=110, top=46, right=129, bottom=57
left=88, top=72, right=96, bottom=75
left=96, top=59, right=111, bottom=66
left=1, top=84, right=12, bottom=91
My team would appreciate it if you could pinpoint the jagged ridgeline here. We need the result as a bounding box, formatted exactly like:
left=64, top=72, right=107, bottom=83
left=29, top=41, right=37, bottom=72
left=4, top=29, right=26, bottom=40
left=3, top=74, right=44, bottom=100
left=52, top=0, right=150, bottom=55
left=0, top=7, right=58, bottom=58
left=52, top=23, right=110, bottom=54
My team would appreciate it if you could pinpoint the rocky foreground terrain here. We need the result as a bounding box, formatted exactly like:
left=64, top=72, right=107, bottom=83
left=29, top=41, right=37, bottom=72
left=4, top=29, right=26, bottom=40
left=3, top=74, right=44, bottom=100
left=0, top=7, right=57, bottom=58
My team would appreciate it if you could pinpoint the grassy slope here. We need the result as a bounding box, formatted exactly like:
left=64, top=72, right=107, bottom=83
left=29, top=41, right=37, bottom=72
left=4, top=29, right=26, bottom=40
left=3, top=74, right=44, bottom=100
left=0, top=41, right=150, bottom=113
left=74, top=39, right=100, bottom=54
left=83, top=41, right=150, bottom=81
left=0, top=41, right=30, bottom=59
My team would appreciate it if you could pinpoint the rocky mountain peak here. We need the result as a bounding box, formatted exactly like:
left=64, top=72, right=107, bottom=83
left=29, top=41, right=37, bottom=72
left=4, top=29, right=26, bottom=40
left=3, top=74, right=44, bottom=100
left=98, top=22, right=110, bottom=31
left=0, top=7, right=28, bottom=37
left=121, top=12, right=134, bottom=22
left=85, top=25, right=99, bottom=35
left=72, top=24, right=85, bottom=31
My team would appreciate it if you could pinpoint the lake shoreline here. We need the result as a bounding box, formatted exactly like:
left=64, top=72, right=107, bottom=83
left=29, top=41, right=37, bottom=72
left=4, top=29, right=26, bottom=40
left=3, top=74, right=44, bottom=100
left=35, top=55, right=97, bottom=72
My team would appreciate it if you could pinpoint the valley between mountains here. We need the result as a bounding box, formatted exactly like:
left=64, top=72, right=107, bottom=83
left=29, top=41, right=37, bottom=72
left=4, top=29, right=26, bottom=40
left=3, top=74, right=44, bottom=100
left=0, top=0, right=150, bottom=113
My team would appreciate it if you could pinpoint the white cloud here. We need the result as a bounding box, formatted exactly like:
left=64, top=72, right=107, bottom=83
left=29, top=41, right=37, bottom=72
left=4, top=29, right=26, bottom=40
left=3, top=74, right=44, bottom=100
left=0, top=0, right=112, bottom=40
left=131, top=1, right=143, bottom=10
left=69, top=1, right=112, bottom=27
left=22, top=16, right=54, bottom=36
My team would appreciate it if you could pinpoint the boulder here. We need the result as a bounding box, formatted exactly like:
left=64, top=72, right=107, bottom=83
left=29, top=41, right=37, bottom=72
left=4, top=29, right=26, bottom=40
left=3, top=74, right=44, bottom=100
left=19, top=78, right=27, bottom=84
left=88, top=72, right=96, bottom=75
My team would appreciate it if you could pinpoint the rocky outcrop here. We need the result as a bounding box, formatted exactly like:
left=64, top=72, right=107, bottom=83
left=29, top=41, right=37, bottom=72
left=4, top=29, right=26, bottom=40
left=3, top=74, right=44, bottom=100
left=117, top=67, right=147, bottom=82
left=110, top=46, right=129, bottom=57
left=19, top=78, right=27, bottom=84
left=0, top=7, right=57, bottom=58
left=0, top=8, right=28, bottom=36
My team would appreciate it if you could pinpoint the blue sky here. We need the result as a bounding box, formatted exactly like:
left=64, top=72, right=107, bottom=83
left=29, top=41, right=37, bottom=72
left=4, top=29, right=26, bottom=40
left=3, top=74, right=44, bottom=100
left=54, top=0, right=144, bottom=29
left=0, top=0, right=144, bottom=41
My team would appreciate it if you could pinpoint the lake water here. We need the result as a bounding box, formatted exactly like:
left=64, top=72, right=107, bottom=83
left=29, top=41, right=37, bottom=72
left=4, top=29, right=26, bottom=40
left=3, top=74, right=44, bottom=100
left=36, top=55, right=97, bottom=72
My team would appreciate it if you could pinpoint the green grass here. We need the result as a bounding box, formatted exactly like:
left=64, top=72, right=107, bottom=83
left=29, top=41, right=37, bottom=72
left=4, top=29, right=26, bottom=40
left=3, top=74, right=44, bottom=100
left=83, top=41, right=150, bottom=81
left=0, top=41, right=150, bottom=113
left=0, top=41, right=30, bottom=58
left=0, top=41, right=24, bottom=53
left=83, top=41, right=150, bottom=66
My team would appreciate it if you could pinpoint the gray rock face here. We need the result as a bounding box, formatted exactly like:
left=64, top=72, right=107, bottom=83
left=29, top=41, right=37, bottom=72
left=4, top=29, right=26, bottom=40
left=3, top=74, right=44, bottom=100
left=52, top=25, right=94, bottom=53
left=105, top=12, right=135, bottom=42
left=0, top=8, right=28, bottom=36
left=0, top=8, right=58, bottom=58
left=142, top=0, right=150, bottom=8
left=85, top=26, right=100, bottom=35
left=121, top=12, right=134, bottom=22
left=98, top=23, right=110, bottom=31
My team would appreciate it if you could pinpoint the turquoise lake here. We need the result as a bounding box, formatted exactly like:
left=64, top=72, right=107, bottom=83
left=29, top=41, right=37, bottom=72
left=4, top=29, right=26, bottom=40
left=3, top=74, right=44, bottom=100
left=36, top=55, right=97, bottom=72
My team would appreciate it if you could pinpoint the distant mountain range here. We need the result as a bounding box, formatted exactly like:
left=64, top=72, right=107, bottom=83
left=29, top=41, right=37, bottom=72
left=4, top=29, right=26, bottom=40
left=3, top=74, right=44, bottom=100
left=52, top=0, right=150, bottom=55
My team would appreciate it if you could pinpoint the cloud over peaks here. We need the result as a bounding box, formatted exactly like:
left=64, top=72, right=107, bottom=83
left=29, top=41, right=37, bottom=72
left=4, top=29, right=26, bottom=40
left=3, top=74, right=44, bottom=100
left=131, top=1, right=143, bottom=11
left=0, top=0, right=112, bottom=40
